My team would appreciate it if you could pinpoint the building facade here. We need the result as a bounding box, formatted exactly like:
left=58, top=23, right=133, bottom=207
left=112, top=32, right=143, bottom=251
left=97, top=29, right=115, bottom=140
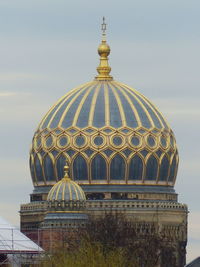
left=20, top=20, right=188, bottom=266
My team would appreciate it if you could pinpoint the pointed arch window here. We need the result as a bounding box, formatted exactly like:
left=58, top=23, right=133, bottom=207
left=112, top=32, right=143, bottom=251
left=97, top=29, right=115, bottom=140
left=73, top=155, right=88, bottom=181
left=159, top=155, right=169, bottom=181
left=44, top=155, right=54, bottom=181
left=56, top=154, right=66, bottom=180
left=35, top=155, right=44, bottom=182
left=146, top=155, right=158, bottom=180
left=91, top=154, right=107, bottom=180
left=129, top=155, right=143, bottom=180
left=169, top=156, right=177, bottom=182
left=110, top=154, right=125, bottom=180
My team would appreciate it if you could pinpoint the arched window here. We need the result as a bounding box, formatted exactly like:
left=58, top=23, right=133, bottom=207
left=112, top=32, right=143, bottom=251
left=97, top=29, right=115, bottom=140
left=73, top=155, right=88, bottom=181
left=129, top=155, right=143, bottom=180
left=169, top=156, right=177, bottom=182
left=56, top=154, right=66, bottom=180
left=91, top=154, right=107, bottom=180
left=110, top=154, right=125, bottom=180
left=35, top=155, right=44, bottom=182
left=146, top=155, right=158, bottom=180
left=159, top=155, right=169, bottom=181
left=44, top=155, right=54, bottom=181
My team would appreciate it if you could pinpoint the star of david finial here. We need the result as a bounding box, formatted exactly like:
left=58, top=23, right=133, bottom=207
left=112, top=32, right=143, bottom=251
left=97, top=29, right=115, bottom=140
left=101, top=17, right=107, bottom=41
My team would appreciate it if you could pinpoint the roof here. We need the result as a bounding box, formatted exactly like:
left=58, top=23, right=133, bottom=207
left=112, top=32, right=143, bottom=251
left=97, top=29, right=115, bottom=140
left=0, top=217, right=43, bottom=254
left=38, top=80, right=170, bottom=130
left=186, top=257, right=200, bottom=267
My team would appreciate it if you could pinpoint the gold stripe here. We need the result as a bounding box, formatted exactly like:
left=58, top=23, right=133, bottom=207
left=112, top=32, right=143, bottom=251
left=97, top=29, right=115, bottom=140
left=55, top=181, right=62, bottom=200
left=54, top=84, right=91, bottom=128
left=39, top=81, right=91, bottom=129
left=68, top=183, right=72, bottom=201
left=141, top=93, right=170, bottom=129
left=113, top=82, right=142, bottom=127
left=62, top=180, right=66, bottom=201
left=112, top=82, right=142, bottom=127
left=118, top=81, right=169, bottom=129
left=88, top=82, right=102, bottom=126
left=71, top=182, right=79, bottom=201
left=109, top=82, right=126, bottom=127
left=104, top=82, right=110, bottom=126
left=74, top=182, right=86, bottom=200
left=48, top=182, right=58, bottom=200
left=72, top=81, right=96, bottom=126
left=138, top=93, right=165, bottom=129
left=116, top=82, right=155, bottom=128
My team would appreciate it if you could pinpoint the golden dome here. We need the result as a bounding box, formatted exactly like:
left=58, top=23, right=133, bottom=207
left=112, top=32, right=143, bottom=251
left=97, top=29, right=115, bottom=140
left=47, top=163, right=86, bottom=202
left=30, top=18, right=178, bottom=192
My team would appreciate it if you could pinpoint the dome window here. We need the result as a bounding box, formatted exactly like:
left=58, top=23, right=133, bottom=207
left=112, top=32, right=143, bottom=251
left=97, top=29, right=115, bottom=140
left=160, top=136, right=167, bottom=148
left=93, top=136, right=104, bottom=146
left=129, top=155, right=143, bottom=180
left=73, top=155, right=88, bottom=181
left=113, top=136, right=122, bottom=145
left=91, top=154, right=107, bottom=180
left=58, top=136, right=68, bottom=147
left=130, top=136, right=140, bottom=147
left=147, top=136, right=156, bottom=148
left=110, top=154, right=125, bottom=180
left=45, top=136, right=53, bottom=148
left=75, top=136, right=86, bottom=147
left=146, top=155, right=158, bottom=180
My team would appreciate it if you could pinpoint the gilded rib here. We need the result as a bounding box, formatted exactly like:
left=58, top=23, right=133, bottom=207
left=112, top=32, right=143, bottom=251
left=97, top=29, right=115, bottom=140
left=109, top=82, right=126, bottom=127
left=58, top=84, right=90, bottom=128
left=72, top=82, right=96, bottom=126
left=88, top=82, right=102, bottom=126
left=39, top=81, right=91, bottom=129
left=117, top=82, right=155, bottom=128
left=104, top=82, right=110, bottom=126
left=113, top=82, right=142, bottom=127
left=55, top=181, right=63, bottom=200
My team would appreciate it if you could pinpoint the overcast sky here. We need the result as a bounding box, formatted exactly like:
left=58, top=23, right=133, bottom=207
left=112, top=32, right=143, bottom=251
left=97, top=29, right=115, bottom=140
left=0, top=0, right=199, bottom=263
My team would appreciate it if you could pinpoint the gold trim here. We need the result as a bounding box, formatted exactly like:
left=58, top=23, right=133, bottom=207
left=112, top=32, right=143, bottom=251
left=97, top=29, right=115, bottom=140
left=88, top=82, right=102, bottom=126
left=57, top=84, right=91, bottom=128
left=104, top=82, right=110, bottom=126
left=72, top=82, right=96, bottom=126
left=109, top=82, right=126, bottom=127
left=113, top=82, right=142, bottom=127
left=41, top=82, right=91, bottom=129
left=118, top=82, right=155, bottom=128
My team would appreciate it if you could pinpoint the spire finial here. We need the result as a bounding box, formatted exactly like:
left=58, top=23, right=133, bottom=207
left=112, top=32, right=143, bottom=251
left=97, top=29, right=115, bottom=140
left=101, top=16, right=106, bottom=41
left=95, top=17, right=113, bottom=81
left=63, top=161, right=70, bottom=179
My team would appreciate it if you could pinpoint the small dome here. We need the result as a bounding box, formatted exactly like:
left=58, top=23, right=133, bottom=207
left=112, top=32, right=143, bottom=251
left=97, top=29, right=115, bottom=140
left=47, top=165, right=86, bottom=202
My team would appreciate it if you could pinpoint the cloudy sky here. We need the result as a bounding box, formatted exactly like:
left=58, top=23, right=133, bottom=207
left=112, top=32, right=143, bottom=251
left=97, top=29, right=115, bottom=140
left=0, top=0, right=199, bottom=263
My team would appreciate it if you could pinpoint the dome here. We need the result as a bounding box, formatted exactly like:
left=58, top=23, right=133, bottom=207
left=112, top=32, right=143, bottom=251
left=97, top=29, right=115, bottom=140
left=30, top=22, right=178, bottom=192
left=47, top=165, right=86, bottom=202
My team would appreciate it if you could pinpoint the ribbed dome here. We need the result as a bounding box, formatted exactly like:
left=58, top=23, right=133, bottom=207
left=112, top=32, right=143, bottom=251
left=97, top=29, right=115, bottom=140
left=47, top=177, right=86, bottom=202
left=29, top=23, right=178, bottom=191
left=38, top=81, right=169, bottom=130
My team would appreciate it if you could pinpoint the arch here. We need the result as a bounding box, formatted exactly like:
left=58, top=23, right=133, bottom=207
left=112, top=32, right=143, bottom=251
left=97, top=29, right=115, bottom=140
left=34, top=154, right=44, bottom=182
left=73, top=155, right=88, bottom=181
left=146, top=155, right=158, bottom=180
left=129, top=154, right=143, bottom=180
left=168, top=156, right=177, bottom=182
left=159, top=155, right=169, bottom=181
left=56, top=154, right=66, bottom=180
left=91, top=154, right=107, bottom=180
left=110, top=154, right=125, bottom=180
left=44, top=154, right=55, bottom=181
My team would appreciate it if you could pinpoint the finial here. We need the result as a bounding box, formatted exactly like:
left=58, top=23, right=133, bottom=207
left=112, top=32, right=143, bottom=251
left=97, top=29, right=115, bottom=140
left=95, top=17, right=113, bottom=81
left=101, top=16, right=106, bottom=41
left=63, top=161, right=70, bottom=179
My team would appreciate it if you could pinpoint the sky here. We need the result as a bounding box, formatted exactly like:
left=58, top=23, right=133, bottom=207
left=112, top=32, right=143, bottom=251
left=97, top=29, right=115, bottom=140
left=0, top=0, right=199, bottom=263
